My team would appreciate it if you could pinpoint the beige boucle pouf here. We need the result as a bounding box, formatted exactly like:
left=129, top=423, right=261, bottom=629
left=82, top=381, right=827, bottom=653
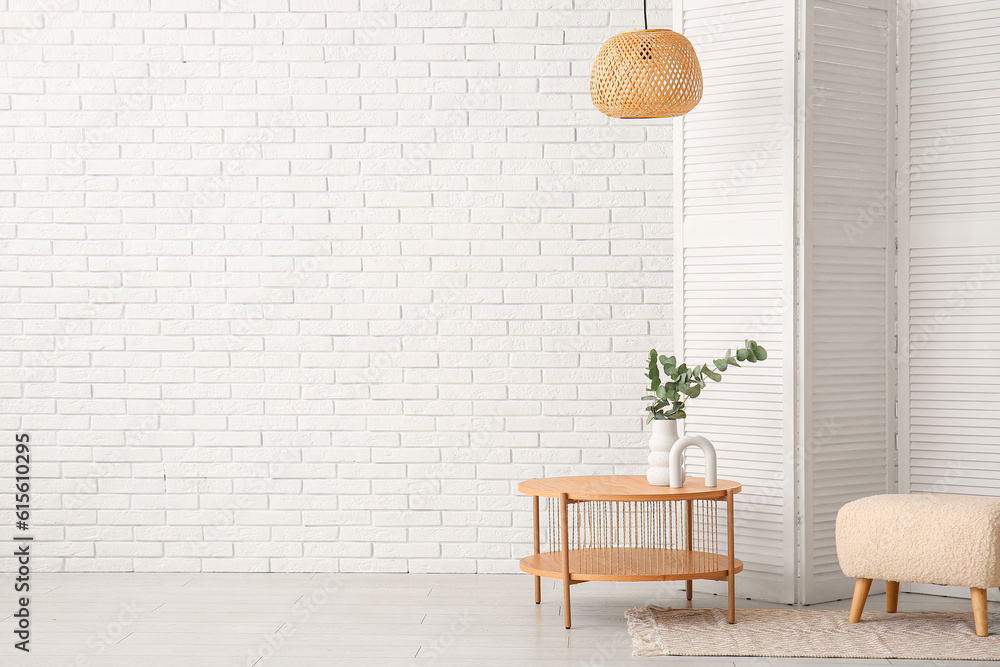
left=837, top=492, right=1000, bottom=636
left=837, top=493, right=1000, bottom=589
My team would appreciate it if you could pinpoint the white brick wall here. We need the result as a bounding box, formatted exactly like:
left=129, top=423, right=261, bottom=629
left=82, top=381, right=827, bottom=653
left=3, top=0, right=673, bottom=573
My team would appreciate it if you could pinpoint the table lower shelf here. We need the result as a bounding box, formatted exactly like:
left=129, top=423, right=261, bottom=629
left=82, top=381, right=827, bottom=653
left=520, top=547, right=742, bottom=582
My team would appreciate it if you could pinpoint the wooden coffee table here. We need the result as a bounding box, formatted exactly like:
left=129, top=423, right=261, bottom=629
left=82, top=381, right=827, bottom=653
left=518, top=475, right=742, bottom=628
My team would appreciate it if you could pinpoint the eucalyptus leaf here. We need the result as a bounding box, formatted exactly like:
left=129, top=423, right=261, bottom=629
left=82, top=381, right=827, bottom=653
left=647, top=350, right=661, bottom=389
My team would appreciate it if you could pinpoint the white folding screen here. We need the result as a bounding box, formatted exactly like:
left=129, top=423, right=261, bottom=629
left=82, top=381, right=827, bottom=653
left=675, top=0, right=894, bottom=603
left=675, top=0, right=798, bottom=604
left=799, top=0, right=895, bottom=603
left=898, top=0, right=1000, bottom=598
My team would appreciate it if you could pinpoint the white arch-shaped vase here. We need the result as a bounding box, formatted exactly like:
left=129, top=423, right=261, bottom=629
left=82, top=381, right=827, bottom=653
left=668, top=435, right=717, bottom=488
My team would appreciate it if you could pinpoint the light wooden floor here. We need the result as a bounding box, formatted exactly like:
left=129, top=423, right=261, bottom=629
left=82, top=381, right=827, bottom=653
left=3, top=572, right=999, bottom=666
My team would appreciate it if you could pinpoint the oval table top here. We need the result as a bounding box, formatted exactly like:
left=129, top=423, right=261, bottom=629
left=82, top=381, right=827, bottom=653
left=517, top=475, right=741, bottom=501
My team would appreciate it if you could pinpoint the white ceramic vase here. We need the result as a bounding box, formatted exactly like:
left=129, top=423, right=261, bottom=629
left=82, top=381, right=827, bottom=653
left=646, top=419, right=678, bottom=486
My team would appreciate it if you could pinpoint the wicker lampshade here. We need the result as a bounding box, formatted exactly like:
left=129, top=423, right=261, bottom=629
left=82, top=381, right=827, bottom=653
left=590, top=29, right=703, bottom=119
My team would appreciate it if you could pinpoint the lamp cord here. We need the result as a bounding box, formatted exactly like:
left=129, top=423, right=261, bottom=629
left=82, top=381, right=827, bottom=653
left=643, top=0, right=648, bottom=29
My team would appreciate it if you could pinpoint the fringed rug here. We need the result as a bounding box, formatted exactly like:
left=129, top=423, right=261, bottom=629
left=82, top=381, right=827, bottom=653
left=626, top=605, right=1000, bottom=660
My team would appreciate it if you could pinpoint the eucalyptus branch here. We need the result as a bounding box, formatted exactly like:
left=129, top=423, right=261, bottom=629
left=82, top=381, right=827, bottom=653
left=643, top=339, right=767, bottom=423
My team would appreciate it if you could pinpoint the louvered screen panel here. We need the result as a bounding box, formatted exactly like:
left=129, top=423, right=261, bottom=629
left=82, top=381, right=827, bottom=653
left=682, top=248, right=788, bottom=599
left=909, top=248, right=1000, bottom=494
left=804, top=247, right=890, bottom=600
left=900, top=0, right=1000, bottom=495
left=801, top=0, right=894, bottom=603
left=676, top=0, right=796, bottom=602
left=900, top=0, right=1000, bottom=600
left=905, top=246, right=1000, bottom=602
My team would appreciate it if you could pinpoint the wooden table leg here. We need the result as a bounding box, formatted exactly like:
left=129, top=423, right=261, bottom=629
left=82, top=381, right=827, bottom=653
left=533, top=495, right=541, bottom=604
left=886, top=580, right=899, bottom=613
left=560, top=492, right=571, bottom=629
left=726, top=489, right=735, bottom=623
left=686, top=498, right=693, bottom=601
left=849, top=578, right=873, bottom=623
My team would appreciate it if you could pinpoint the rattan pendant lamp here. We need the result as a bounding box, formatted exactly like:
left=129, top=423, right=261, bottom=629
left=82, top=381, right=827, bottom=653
left=590, top=0, right=702, bottom=119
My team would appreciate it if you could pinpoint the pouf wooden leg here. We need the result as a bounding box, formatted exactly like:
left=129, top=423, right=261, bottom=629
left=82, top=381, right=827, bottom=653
left=886, top=581, right=899, bottom=613
left=849, top=578, right=873, bottom=623
left=972, top=587, right=988, bottom=637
